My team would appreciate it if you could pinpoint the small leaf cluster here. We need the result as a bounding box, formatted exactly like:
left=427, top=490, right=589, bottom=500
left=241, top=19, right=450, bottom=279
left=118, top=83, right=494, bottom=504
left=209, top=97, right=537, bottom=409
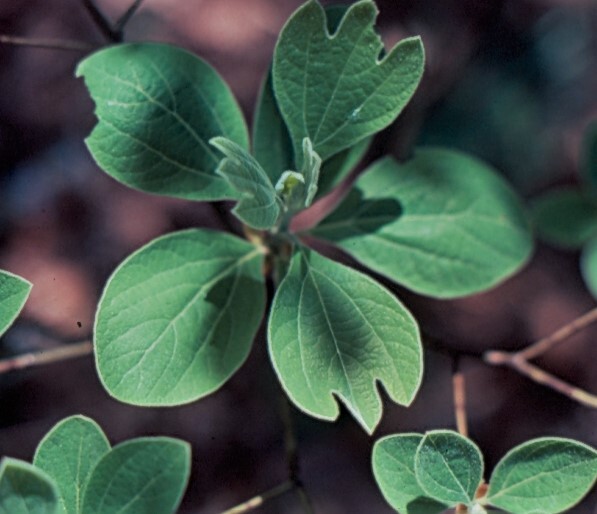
left=532, top=122, right=597, bottom=295
left=372, top=430, right=597, bottom=514
left=0, top=416, right=190, bottom=514
left=76, top=0, right=532, bottom=434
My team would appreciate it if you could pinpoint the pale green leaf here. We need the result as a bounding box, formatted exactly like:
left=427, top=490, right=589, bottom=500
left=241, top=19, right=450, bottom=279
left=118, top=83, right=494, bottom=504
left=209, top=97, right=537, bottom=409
left=531, top=187, right=597, bottom=249
left=268, top=247, right=422, bottom=434
left=211, top=137, right=280, bottom=229
left=487, top=437, right=597, bottom=514
left=581, top=237, right=597, bottom=298
left=272, top=0, right=424, bottom=161
left=312, top=148, right=533, bottom=298
left=252, top=69, right=294, bottom=185
left=414, top=430, right=483, bottom=506
left=372, top=434, right=449, bottom=514
left=0, top=270, right=31, bottom=338
left=81, top=438, right=190, bottom=514
left=95, top=229, right=266, bottom=405
left=33, top=416, right=110, bottom=514
left=0, top=458, right=59, bottom=514
left=76, top=43, right=248, bottom=201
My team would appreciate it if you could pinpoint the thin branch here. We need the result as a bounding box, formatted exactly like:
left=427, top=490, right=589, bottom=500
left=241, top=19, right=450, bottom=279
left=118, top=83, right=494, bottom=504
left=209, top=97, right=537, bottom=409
left=82, top=0, right=120, bottom=42
left=219, top=481, right=294, bottom=514
left=0, top=35, right=95, bottom=52
left=0, top=341, right=93, bottom=374
left=452, top=356, right=468, bottom=438
left=484, top=307, right=597, bottom=408
left=114, top=0, right=145, bottom=34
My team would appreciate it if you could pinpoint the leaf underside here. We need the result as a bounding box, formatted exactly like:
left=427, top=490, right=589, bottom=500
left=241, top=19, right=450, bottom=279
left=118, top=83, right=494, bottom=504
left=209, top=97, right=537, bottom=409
left=0, top=459, right=59, bottom=514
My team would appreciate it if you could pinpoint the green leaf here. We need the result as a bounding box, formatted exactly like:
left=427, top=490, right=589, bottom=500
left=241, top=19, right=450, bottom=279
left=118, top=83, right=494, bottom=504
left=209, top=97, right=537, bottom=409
left=211, top=137, right=281, bottom=229
left=81, top=438, right=190, bottom=514
left=76, top=43, right=248, bottom=201
left=581, top=121, right=597, bottom=190
left=33, top=416, right=110, bottom=514
left=252, top=70, right=294, bottom=185
left=268, top=247, right=422, bottom=434
left=312, top=148, right=533, bottom=298
left=581, top=237, right=597, bottom=298
left=372, top=434, right=449, bottom=514
left=272, top=0, right=424, bottom=162
left=94, top=229, right=266, bottom=405
left=531, top=187, right=597, bottom=249
left=414, top=430, right=483, bottom=507
left=487, top=437, right=597, bottom=514
left=318, top=136, right=372, bottom=197
left=0, top=458, right=59, bottom=514
left=0, top=270, right=31, bottom=338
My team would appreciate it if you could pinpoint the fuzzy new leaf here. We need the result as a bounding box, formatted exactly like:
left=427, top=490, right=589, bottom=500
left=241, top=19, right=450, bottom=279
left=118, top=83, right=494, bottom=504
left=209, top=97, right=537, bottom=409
left=372, top=434, right=449, bottom=514
left=414, top=431, right=483, bottom=507
left=0, top=270, right=31, bottom=338
left=268, top=247, right=422, bottom=434
left=273, top=0, right=424, bottom=162
left=76, top=43, right=248, bottom=201
left=81, top=438, right=190, bottom=514
left=95, top=229, right=266, bottom=406
left=312, top=148, right=533, bottom=298
left=487, top=437, right=597, bottom=514
left=211, top=137, right=280, bottom=229
left=0, top=459, right=59, bottom=514
left=33, top=417, right=110, bottom=514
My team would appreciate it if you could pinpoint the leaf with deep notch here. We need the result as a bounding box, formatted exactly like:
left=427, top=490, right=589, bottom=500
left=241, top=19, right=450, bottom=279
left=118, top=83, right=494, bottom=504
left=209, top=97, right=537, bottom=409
left=273, top=0, right=424, bottom=161
left=268, top=247, right=422, bottom=434
left=211, top=137, right=280, bottom=229
left=76, top=43, right=248, bottom=201
left=94, top=229, right=266, bottom=405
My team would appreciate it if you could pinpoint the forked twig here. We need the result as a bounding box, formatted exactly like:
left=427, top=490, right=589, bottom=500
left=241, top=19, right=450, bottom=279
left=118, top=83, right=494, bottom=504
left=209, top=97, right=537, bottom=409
left=0, top=341, right=93, bottom=374
left=82, top=0, right=120, bottom=42
left=484, top=306, right=597, bottom=408
left=114, top=0, right=145, bottom=34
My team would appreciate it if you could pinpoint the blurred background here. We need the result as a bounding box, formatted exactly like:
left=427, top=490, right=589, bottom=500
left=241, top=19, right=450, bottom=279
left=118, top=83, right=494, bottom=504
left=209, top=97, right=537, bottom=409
left=1, top=0, right=597, bottom=512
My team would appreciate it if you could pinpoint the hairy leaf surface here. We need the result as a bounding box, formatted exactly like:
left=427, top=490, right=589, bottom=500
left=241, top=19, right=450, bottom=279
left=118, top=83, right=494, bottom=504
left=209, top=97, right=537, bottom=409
left=0, top=459, right=59, bottom=514
left=268, top=247, right=422, bottom=433
left=273, top=0, right=424, bottom=161
left=0, top=270, right=31, bottom=338
left=33, top=416, right=110, bottom=514
left=312, top=148, right=533, bottom=298
left=81, top=438, right=190, bottom=514
left=95, top=229, right=266, bottom=405
left=487, top=438, right=597, bottom=514
left=77, top=43, right=248, bottom=201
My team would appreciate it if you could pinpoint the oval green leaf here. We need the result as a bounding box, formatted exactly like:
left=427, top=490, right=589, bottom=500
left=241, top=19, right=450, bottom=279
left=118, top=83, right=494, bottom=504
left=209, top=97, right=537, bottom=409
left=33, top=416, right=110, bottom=514
left=372, top=434, right=449, bottom=514
left=531, top=187, right=597, bottom=249
left=272, top=0, right=424, bottom=162
left=487, top=437, right=597, bottom=514
left=0, top=270, right=32, bottom=338
left=312, top=148, right=533, bottom=298
left=81, top=438, right=190, bottom=514
left=268, top=247, right=422, bottom=434
left=95, top=229, right=266, bottom=405
left=76, top=43, right=248, bottom=201
left=414, top=430, right=483, bottom=507
left=0, top=458, right=59, bottom=514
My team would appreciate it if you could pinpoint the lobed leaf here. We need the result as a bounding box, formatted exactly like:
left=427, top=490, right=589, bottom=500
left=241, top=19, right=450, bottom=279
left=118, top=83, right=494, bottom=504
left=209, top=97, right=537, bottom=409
left=33, top=416, right=110, bottom=514
left=312, top=148, right=533, bottom=298
left=81, top=438, right=190, bottom=514
left=0, top=270, right=31, bottom=338
left=531, top=187, right=597, bottom=249
left=0, top=458, right=59, bottom=514
left=76, top=43, right=248, bottom=201
left=414, top=430, right=483, bottom=507
left=211, top=137, right=281, bottom=230
left=268, top=246, right=422, bottom=434
left=372, top=434, right=449, bottom=514
left=273, top=0, right=424, bottom=162
left=487, top=437, right=597, bottom=514
left=94, top=229, right=266, bottom=406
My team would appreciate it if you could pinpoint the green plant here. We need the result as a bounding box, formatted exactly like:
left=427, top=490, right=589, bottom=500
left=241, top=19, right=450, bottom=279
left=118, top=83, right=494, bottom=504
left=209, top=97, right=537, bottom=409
left=2, top=1, right=597, bottom=513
